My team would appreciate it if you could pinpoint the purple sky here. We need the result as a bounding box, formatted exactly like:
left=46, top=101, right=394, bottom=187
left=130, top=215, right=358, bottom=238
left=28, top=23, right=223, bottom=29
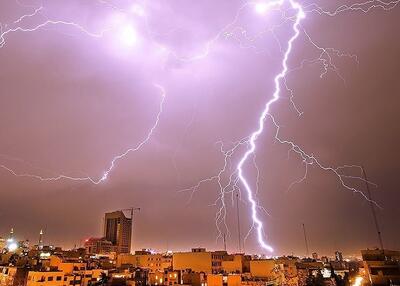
left=0, top=0, right=399, bottom=256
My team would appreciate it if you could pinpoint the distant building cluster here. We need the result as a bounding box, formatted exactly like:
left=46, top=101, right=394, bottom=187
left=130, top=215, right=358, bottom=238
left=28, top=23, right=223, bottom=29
left=1, top=210, right=399, bottom=286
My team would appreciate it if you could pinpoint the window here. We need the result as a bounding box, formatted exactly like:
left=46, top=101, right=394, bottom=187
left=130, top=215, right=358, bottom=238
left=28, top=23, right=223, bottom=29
left=48, top=276, right=54, bottom=281
left=57, top=276, right=62, bottom=281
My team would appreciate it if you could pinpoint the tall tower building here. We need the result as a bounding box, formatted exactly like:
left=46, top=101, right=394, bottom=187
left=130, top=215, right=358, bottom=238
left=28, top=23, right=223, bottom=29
left=104, top=210, right=132, bottom=254
left=38, top=229, right=44, bottom=250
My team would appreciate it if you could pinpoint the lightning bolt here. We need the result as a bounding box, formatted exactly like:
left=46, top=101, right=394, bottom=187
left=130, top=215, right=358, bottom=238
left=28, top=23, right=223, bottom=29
left=235, top=0, right=305, bottom=253
left=0, top=8, right=108, bottom=48
left=304, top=0, right=400, bottom=15
left=0, top=83, right=166, bottom=184
left=179, top=0, right=395, bottom=253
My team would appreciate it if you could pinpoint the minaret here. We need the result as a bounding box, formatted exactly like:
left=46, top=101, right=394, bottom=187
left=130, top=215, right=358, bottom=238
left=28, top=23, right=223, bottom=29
left=9, top=228, right=14, bottom=240
left=38, top=229, right=44, bottom=250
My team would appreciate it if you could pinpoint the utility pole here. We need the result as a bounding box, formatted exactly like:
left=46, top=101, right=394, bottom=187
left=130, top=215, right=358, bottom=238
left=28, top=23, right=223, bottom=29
left=236, top=193, right=242, bottom=253
left=302, top=223, right=309, bottom=257
left=362, top=167, right=384, bottom=250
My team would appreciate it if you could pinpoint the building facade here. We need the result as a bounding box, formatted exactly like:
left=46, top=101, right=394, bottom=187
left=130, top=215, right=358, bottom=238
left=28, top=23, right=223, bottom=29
left=104, top=211, right=132, bottom=254
left=362, top=249, right=400, bottom=285
left=173, top=248, right=228, bottom=274
left=117, top=251, right=173, bottom=273
left=84, top=237, right=113, bottom=254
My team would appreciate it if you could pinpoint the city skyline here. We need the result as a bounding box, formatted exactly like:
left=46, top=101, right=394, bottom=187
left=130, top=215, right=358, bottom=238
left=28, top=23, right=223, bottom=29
left=0, top=0, right=399, bottom=257
left=0, top=209, right=391, bottom=258
left=3, top=231, right=395, bottom=286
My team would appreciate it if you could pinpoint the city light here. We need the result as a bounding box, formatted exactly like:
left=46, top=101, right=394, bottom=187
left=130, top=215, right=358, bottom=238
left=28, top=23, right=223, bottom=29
left=39, top=252, right=51, bottom=258
left=353, top=276, right=363, bottom=286
left=7, top=241, right=18, bottom=252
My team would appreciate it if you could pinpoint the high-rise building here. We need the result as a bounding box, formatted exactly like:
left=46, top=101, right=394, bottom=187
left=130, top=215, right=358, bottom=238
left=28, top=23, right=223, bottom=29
left=104, top=210, right=132, bottom=254
left=38, top=229, right=44, bottom=250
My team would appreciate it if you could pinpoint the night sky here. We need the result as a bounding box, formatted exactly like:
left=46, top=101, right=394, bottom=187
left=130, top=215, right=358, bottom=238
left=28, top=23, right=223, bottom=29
left=0, top=0, right=399, bottom=256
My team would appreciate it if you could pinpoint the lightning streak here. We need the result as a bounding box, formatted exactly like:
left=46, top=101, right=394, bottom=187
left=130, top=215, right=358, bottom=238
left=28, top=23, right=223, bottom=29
left=1, top=19, right=108, bottom=48
left=179, top=0, right=394, bottom=252
left=236, top=0, right=305, bottom=253
left=10, top=6, right=43, bottom=25
left=97, top=83, right=166, bottom=184
left=304, top=0, right=400, bottom=15
left=0, top=83, right=166, bottom=184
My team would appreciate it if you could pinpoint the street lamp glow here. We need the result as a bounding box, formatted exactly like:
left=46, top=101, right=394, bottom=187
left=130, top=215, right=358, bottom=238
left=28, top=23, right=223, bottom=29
left=353, top=277, right=363, bottom=286
left=8, top=242, right=18, bottom=252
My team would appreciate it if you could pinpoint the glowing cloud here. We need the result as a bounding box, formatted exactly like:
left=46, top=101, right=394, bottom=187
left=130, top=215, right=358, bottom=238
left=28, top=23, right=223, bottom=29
left=254, top=2, right=270, bottom=15
left=117, top=25, right=138, bottom=47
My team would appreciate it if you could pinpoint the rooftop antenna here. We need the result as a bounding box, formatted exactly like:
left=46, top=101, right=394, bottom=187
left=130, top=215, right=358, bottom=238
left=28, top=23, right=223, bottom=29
left=362, top=167, right=384, bottom=250
left=236, top=193, right=242, bottom=253
left=302, top=223, right=309, bottom=257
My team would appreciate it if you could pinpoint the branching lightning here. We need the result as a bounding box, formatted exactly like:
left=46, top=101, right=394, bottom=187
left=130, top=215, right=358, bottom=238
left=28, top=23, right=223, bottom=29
left=235, top=0, right=305, bottom=253
left=177, top=0, right=397, bottom=253
left=0, top=0, right=398, bottom=253
left=0, top=83, right=166, bottom=184
left=0, top=10, right=108, bottom=48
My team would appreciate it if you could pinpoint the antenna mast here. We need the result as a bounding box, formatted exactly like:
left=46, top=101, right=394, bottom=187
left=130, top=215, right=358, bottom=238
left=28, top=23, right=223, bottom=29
left=302, top=223, right=309, bottom=257
left=236, top=193, right=242, bottom=253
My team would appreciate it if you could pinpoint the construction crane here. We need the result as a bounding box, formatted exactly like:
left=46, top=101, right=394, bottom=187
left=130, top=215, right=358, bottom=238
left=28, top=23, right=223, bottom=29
left=121, top=207, right=141, bottom=219
left=302, top=223, right=309, bottom=257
